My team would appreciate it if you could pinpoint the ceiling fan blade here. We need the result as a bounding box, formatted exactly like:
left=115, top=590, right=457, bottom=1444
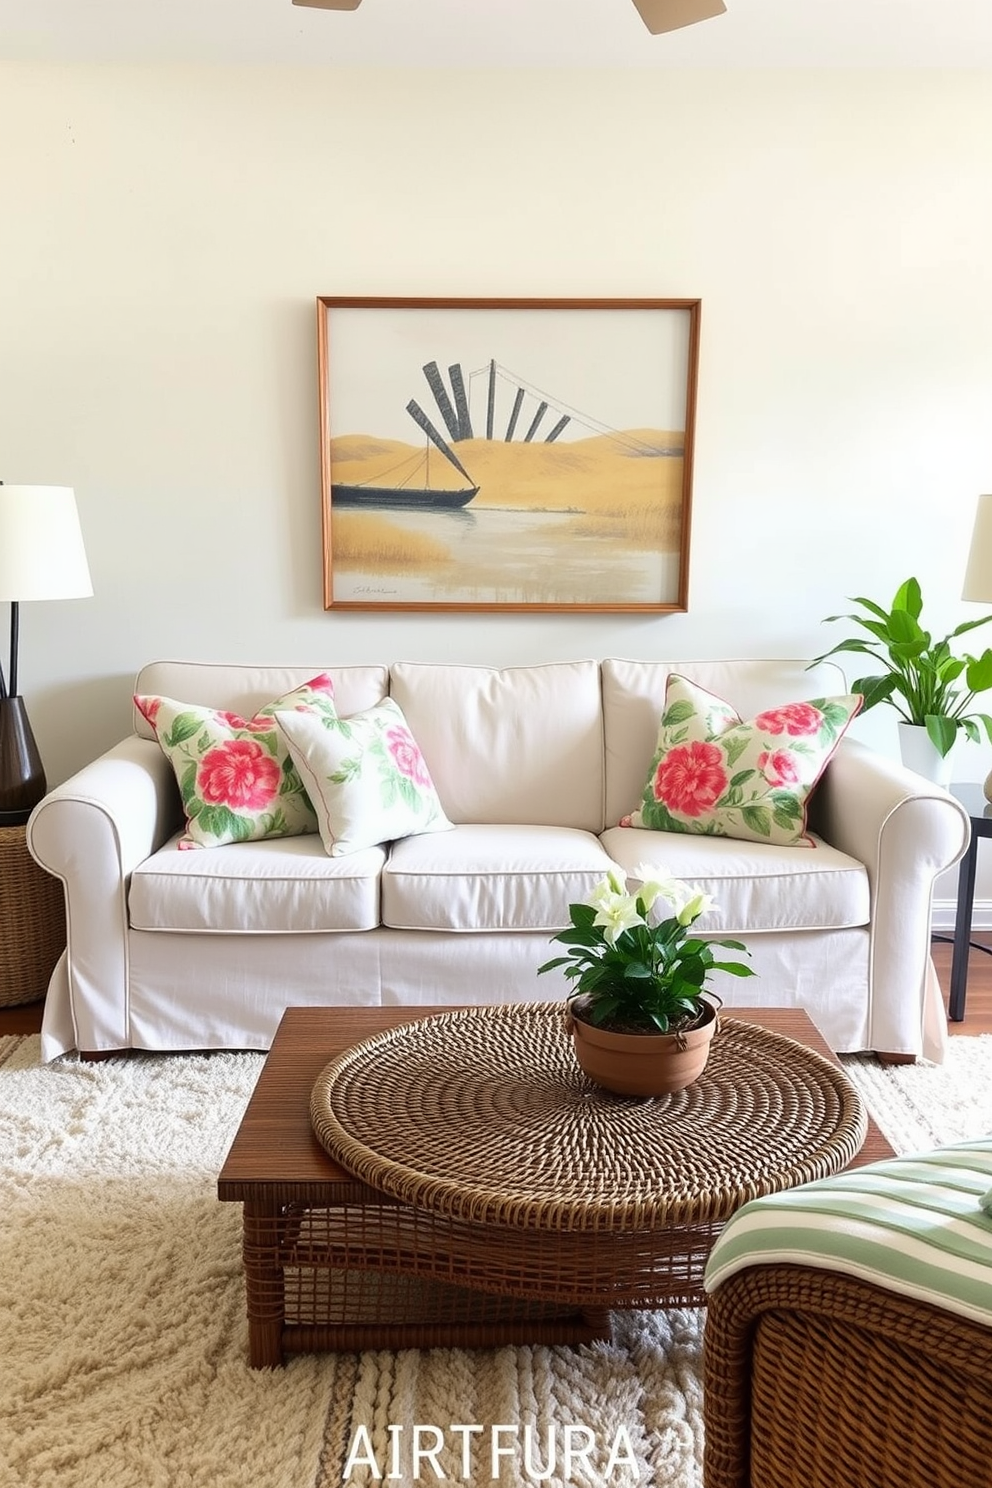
left=631, top=0, right=727, bottom=34
left=291, top=0, right=362, bottom=10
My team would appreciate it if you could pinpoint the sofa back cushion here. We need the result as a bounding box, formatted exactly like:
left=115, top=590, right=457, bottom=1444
left=389, top=661, right=605, bottom=830
left=602, top=658, right=849, bottom=828
left=132, top=662, right=389, bottom=740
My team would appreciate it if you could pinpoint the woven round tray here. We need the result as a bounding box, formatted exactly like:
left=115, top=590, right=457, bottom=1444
left=310, top=1004, right=868, bottom=1233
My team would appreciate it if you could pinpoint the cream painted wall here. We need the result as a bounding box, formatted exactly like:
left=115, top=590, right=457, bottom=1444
left=2, top=63, right=992, bottom=913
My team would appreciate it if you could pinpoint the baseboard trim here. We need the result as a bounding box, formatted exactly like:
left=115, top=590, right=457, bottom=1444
left=932, top=898, right=992, bottom=933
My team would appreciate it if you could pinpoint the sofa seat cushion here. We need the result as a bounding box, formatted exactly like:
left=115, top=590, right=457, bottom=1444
left=600, top=824, right=869, bottom=933
left=129, top=833, right=383, bottom=934
left=382, top=824, right=619, bottom=932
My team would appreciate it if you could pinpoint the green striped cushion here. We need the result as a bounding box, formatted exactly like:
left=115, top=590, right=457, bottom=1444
left=704, top=1139, right=992, bottom=1328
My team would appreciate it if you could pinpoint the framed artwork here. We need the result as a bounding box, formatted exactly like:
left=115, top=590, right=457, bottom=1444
left=316, top=296, right=700, bottom=612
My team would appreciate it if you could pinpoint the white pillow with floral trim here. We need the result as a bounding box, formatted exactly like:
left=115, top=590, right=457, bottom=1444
left=134, top=674, right=338, bottom=849
left=273, top=697, right=453, bottom=857
left=620, top=673, right=862, bottom=847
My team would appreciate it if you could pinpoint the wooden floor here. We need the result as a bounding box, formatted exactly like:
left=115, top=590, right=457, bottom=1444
left=932, top=930, right=992, bottom=1034
left=2, top=935, right=991, bottom=1042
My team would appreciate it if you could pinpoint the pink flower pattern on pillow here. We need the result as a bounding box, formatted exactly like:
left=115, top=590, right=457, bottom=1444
left=385, top=725, right=433, bottom=789
left=754, top=702, right=825, bottom=737
left=623, top=674, right=862, bottom=847
left=199, top=739, right=281, bottom=811
left=135, top=674, right=338, bottom=848
left=651, top=740, right=728, bottom=817
left=757, top=748, right=801, bottom=788
left=214, top=710, right=278, bottom=733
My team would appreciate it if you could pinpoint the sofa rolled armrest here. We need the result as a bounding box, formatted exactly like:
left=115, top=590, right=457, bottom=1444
left=809, top=736, right=970, bottom=1058
left=27, top=737, right=180, bottom=1053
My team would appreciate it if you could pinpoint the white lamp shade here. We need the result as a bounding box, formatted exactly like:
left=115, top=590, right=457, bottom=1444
left=0, top=485, right=93, bottom=602
left=963, top=494, right=992, bottom=604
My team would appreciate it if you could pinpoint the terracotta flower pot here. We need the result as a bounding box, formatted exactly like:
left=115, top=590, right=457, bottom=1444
left=569, top=997, right=719, bottom=1097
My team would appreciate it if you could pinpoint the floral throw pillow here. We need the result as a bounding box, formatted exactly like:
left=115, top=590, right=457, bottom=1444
left=620, top=673, right=862, bottom=847
left=134, top=675, right=338, bottom=849
left=273, top=697, right=453, bottom=857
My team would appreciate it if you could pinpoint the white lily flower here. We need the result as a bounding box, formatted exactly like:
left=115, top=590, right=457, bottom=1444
left=630, top=862, right=689, bottom=916
left=678, top=889, right=718, bottom=926
left=593, top=894, right=644, bottom=944
left=587, top=869, right=627, bottom=911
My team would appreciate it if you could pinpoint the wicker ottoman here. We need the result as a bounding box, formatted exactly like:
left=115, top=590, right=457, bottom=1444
left=0, top=824, right=65, bottom=1007
left=703, top=1140, right=992, bottom=1488
left=704, top=1267, right=992, bottom=1488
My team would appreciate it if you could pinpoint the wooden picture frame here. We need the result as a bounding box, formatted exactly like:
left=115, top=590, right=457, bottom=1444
left=316, top=296, right=700, bottom=612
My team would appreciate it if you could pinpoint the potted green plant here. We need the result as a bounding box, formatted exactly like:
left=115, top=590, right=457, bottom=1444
left=538, top=865, right=755, bottom=1096
left=811, top=576, right=992, bottom=778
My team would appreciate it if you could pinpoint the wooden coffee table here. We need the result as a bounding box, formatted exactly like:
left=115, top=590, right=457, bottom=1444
left=218, top=1005, right=894, bottom=1367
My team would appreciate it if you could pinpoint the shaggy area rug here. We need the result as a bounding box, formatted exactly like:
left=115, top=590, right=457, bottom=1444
left=2, top=1032, right=991, bottom=1488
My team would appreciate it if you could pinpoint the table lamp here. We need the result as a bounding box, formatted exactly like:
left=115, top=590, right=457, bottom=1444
left=962, top=492, right=992, bottom=802
left=0, top=484, right=93, bottom=826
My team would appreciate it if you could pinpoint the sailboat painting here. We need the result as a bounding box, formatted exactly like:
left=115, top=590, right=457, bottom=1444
left=317, top=298, right=700, bottom=612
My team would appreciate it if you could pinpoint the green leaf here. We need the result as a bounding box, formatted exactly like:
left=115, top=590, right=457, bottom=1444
left=949, top=614, right=992, bottom=640
left=769, top=790, right=802, bottom=820
left=820, top=700, right=851, bottom=729
left=710, top=961, right=756, bottom=977
left=587, top=996, right=623, bottom=1025
left=638, top=798, right=683, bottom=833
left=722, top=736, right=750, bottom=769
left=848, top=675, right=898, bottom=711
left=259, top=809, right=288, bottom=837
left=179, top=762, right=198, bottom=807
left=886, top=607, right=927, bottom=650
left=197, top=804, right=251, bottom=842
left=966, top=651, right=992, bottom=693
left=164, top=713, right=202, bottom=748
left=329, top=755, right=361, bottom=784
left=741, top=804, right=772, bottom=836
left=846, top=595, right=894, bottom=624
left=569, top=903, right=598, bottom=930
left=661, top=699, right=696, bottom=727
left=396, top=775, right=419, bottom=812
left=552, top=927, right=602, bottom=949
left=892, top=577, right=922, bottom=619
left=808, top=638, right=886, bottom=669
left=925, top=714, right=957, bottom=757
left=279, top=755, right=305, bottom=796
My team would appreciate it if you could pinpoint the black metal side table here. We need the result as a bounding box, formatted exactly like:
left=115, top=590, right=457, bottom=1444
left=943, top=783, right=992, bottom=1022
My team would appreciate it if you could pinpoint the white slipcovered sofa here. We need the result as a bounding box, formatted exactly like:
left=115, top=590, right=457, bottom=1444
left=28, top=657, right=969, bottom=1063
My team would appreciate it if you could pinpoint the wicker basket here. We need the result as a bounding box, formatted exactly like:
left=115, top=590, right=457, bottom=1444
left=0, top=824, right=66, bottom=1007
left=704, top=1265, right=992, bottom=1488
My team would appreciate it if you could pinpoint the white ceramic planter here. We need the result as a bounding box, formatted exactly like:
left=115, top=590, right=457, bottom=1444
left=897, top=722, right=953, bottom=787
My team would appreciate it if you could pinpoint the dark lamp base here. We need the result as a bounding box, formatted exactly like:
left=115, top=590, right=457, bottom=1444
left=0, top=696, right=47, bottom=826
